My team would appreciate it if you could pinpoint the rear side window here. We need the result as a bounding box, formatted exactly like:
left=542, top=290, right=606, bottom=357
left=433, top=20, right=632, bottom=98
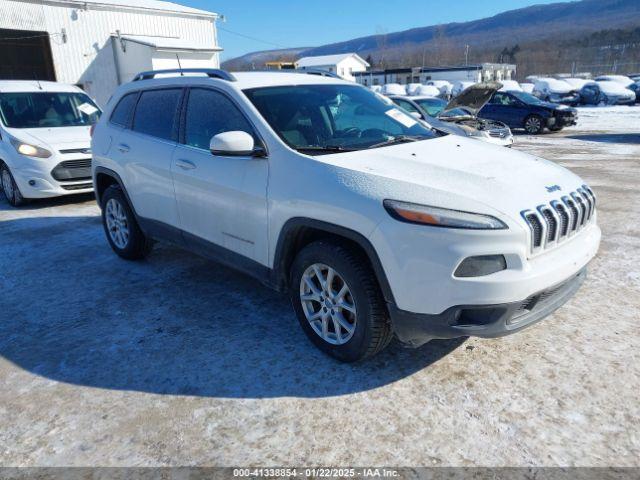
left=183, top=88, right=256, bottom=150
left=132, top=89, right=182, bottom=141
left=110, top=92, right=138, bottom=127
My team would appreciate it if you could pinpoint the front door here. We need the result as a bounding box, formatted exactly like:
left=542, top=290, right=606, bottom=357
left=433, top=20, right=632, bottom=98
left=171, top=87, right=269, bottom=265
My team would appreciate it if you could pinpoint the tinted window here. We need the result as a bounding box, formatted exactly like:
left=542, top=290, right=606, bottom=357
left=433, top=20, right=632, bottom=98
left=110, top=92, right=137, bottom=127
left=132, top=89, right=182, bottom=141
left=184, top=88, right=256, bottom=150
left=244, top=85, right=435, bottom=154
left=394, top=99, right=420, bottom=114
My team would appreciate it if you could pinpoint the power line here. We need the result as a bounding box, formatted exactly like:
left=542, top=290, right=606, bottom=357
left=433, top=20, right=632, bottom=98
left=217, top=26, right=287, bottom=49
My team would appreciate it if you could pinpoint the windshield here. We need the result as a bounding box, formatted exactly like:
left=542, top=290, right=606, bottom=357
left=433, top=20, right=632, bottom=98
left=243, top=84, right=436, bottom=154
left=509, top=91, right=544, bottom=105
left=414, top=98, right=447, bottom=117
left=0, top=91, right=101, bottom=129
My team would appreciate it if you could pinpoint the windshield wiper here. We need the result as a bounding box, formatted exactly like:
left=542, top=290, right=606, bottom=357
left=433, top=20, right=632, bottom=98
left=366, top=135, right=424, bottom=150
left=296, top=145, right=358, bottom=154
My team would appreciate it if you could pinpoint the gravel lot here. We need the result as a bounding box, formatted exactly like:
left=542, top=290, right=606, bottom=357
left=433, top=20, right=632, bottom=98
left=1, top=107, right=638, bottom=467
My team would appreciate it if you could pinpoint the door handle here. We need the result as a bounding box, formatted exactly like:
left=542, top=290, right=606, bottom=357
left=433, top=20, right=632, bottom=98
left=117, top=143, right=130, bottom=153
left=176, top=159, right=196, bottom=170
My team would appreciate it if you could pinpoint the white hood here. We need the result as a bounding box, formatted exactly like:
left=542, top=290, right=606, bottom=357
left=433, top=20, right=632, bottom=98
left=6, top=126, right=91, bottom=150
left=327, top=135, right=585, bottom=225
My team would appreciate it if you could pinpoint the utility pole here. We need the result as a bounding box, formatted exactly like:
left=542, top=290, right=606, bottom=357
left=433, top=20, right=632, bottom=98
left=465, top=45, right=470, bottom=66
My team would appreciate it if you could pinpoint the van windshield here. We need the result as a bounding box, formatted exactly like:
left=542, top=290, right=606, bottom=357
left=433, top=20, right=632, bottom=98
left=244, top=84, right=436, bottom=154
left=0, top=91, right=101, bottom=129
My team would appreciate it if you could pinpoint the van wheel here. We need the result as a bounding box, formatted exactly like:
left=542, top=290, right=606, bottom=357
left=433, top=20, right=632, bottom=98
left=101, top=185, right=153, bottom=260
left=524, top=115, right=544, bottom=134
left=1, top=163, right=26, bottom=207
left=289, top=241, right=392, bottom=362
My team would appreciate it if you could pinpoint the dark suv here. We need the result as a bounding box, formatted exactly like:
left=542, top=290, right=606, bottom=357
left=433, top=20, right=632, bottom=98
left=479, top=91, right=578, bottom=134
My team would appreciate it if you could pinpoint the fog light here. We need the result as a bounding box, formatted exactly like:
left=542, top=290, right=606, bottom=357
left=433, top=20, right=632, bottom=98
left=454, top=255, right=507, bottom=278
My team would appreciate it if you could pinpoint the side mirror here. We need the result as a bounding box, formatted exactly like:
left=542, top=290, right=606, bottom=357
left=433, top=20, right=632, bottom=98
left=210, top=131, right=265, bottom=157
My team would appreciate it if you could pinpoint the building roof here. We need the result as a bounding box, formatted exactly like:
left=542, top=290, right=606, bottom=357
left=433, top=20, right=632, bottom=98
left=121, top=35, right=222, bottom=52
left=296, top=53, right=369, bottom=68
left=62, top=0, right=216, bottom=17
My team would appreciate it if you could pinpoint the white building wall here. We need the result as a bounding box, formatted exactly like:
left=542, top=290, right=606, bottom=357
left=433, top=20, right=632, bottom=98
left=336, top=57, right=367, bottom=82
left=0, top=0, right=219, bottom=106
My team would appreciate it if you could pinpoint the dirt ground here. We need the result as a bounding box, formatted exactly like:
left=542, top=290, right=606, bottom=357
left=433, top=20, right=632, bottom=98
left=1, top=107, right=638, bottom=467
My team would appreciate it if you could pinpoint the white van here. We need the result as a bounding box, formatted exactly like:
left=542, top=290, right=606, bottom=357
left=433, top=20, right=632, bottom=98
left=0, top=81, right=101, bottom=206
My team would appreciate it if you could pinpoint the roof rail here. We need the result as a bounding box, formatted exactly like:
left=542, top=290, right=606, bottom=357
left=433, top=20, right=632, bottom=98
left=132, top=68, right=236, bottom=82
left=295, top=68, right=341, bottom=79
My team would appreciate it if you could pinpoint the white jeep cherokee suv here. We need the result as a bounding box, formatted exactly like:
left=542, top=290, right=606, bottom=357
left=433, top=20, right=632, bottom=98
left=91, top=69, right=601, bottom=362
left=0, top=81, right=101, bottom=206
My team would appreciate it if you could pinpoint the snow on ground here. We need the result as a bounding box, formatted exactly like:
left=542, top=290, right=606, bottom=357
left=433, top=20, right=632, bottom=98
left=0, top=108, right=639, bottom=467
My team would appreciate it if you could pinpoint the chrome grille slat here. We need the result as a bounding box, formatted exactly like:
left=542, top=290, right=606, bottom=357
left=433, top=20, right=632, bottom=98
left=522, top=185, right=596, bottom=255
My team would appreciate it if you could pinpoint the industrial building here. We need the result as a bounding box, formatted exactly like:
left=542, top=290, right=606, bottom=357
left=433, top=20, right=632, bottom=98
left=0, top=0, right=222, bottom=106
left=355, top=64, right=517, bottom=87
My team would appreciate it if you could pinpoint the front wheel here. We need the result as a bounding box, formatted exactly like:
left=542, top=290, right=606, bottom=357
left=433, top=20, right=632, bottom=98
left=1, top=163, right=25, bottom=207
left=289, top=241, right=392, bottom=362
left=524, top=115, right=545, bottom=135
left=101, top=185, right=153, bottom=260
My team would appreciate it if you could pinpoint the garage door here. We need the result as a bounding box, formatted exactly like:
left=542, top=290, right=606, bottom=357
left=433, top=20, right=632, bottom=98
left=0, top=28, right=56, bottom=81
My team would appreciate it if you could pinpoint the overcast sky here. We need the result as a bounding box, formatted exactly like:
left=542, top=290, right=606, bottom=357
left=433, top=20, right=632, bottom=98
left=182, top=0, right=565, bottom=60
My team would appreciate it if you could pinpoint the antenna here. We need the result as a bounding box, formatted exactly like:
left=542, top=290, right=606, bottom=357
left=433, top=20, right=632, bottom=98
left=32, top=71, right=43, bottom=90
left=175, top=54, right=183, bottom=75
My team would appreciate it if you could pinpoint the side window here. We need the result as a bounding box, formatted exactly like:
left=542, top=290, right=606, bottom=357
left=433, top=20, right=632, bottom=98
left=132, top=89, right=182, bottom=141
left=184, top=88, right=256, bottom=150
left=395, top=99, right=419, bottom=114
left=110, top=92, right=138, bottom=127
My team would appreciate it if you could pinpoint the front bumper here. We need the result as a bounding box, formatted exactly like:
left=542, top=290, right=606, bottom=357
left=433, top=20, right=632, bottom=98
left=8, top=155, right=93, bottom=199
left=390, top=268, right=587, bottom=347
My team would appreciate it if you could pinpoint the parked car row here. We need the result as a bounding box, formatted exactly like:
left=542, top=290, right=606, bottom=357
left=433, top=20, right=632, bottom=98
left=83, top=68, right=599, bottom=361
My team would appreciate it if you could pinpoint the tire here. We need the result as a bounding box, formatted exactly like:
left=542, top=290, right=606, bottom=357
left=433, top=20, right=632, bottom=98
left=289, top=241, right=392, bottom=362
left=1, top=162, right=26, bottom=207
left=101, top=185, right=153, bottom=260
left=524, top=115, right=545, bottom=135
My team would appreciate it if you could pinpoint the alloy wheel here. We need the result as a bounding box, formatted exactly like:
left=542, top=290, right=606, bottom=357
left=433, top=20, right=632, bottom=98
left=299, top=263, right=357, bottom=345
left=105, top=198, right=130, bottom=249
left=525, top=116, right=542, bottom=134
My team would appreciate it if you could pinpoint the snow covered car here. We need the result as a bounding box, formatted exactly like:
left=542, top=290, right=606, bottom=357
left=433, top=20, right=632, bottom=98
left=533, top=78, right=580, bottom=106
left=0, top=81, right=101, bottom=206
left=426, top=81, right=453, bottom=99
left=452, top=81, right=475, bottom=97
left=594, top=75, right=639, bottom=104
left=390, top=82, right=515, bottom=147
left=92, top=68, right=600, bottom=361
left=499, top=80, right=523, bottom=92
left=520, top=83, right=535, bottom=94
left=479, top=90, right=578, bottom=134
left=580, top=81, right=636, bottom=106
left=381, top=83, right=406, bottom=96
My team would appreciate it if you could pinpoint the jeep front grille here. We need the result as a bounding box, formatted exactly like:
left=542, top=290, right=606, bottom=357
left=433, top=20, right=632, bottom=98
left=521, top=185, right=596, bottom=255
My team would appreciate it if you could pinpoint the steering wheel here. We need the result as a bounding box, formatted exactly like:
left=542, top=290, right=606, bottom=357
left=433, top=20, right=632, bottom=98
left=361, top=128, right=387, bottom=139
left=336, top=127, right=362, bottom=138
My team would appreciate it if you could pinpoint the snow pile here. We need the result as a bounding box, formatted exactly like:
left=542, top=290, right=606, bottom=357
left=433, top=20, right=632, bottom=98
left=381, top=83, right=406, bottom=96
left=499, top=80, right=522, bottom=92
left=414, top=85, right=441, bottom=97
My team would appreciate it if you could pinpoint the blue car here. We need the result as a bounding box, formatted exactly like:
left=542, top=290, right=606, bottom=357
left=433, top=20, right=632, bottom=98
left=479, top=91, right=578, bottom=135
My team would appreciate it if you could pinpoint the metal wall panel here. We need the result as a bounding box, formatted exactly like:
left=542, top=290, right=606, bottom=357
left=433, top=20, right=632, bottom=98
left=0, top=0, right=219, bottom=105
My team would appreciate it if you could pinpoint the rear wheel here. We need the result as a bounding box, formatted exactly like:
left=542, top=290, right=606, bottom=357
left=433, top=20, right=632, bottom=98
left=101, top=185, right=152, bottom=260
left=289, top=241, right=392, bottom=362
left=1, top=163, right=25, bottom=207
left=524, top=115, right=544, bottom=135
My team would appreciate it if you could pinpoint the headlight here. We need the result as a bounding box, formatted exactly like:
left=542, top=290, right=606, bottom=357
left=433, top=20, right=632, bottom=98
left=466, top=129, right=489, bottom=138
left=10, top=138, right=52, bottom=158
left=384, top=200, right=508, bottom=230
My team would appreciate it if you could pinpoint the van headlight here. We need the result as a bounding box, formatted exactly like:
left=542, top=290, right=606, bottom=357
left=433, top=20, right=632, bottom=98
left=384, top=200, right=507, bottom=230
left=10, top=138, right=52, bottom=158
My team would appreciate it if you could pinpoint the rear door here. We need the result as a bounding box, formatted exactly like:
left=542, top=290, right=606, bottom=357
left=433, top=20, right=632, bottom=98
left=119, top=87, right=184, bottom=229
left=171, top=87, right=269, bottom=265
